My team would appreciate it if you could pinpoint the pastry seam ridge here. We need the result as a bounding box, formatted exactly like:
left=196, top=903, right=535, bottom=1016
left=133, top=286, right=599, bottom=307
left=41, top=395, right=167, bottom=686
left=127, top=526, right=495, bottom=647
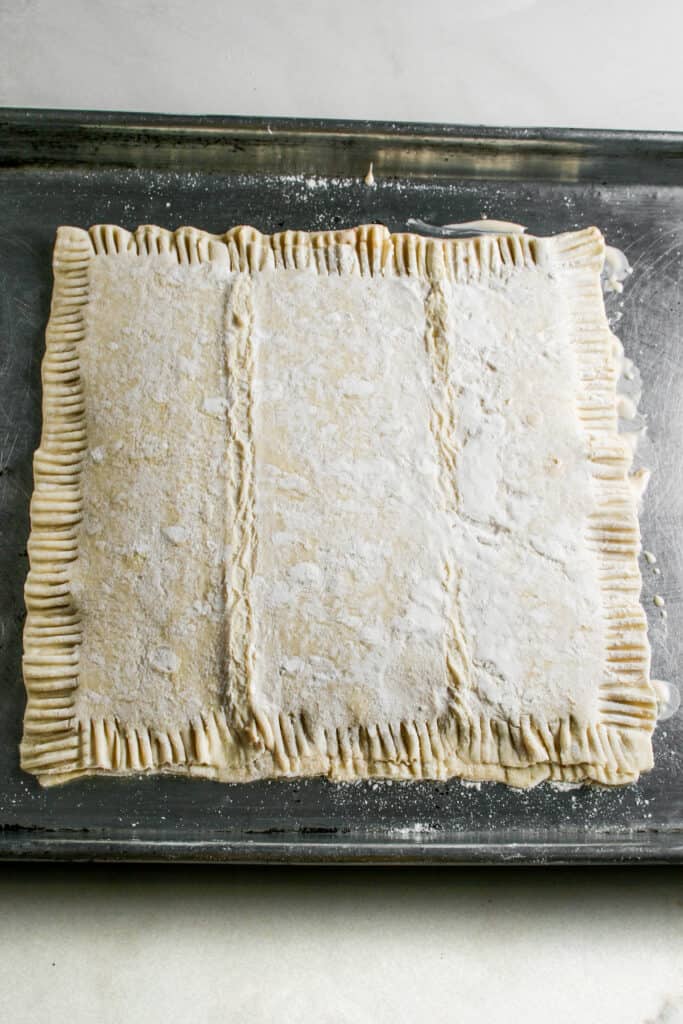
left=541, top=230, right=655, bottom=744
left=41, top=710, right=653, bottom=787
left=21, top=226, right=91, bottom=779
left=84, top=222, right=542, bottom=278
left=22, top=224, right=656, bottom=787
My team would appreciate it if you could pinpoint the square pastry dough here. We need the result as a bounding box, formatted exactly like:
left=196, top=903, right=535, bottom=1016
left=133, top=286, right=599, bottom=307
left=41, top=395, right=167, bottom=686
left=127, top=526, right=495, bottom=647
left=22, top=223, right=657, bottom=786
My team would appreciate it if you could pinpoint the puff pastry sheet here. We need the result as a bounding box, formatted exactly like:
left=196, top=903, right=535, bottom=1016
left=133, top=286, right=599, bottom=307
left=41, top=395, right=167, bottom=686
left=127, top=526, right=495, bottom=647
left=21, top=223, right=657, bottom=786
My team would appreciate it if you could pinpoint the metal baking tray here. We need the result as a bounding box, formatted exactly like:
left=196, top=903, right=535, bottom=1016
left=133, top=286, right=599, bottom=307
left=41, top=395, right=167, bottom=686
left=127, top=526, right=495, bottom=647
left=1, top=109, right=681, bottom=864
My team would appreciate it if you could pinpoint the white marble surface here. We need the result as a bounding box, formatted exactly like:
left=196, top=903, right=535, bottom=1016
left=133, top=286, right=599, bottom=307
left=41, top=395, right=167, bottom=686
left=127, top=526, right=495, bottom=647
left=1, top=0, right=682, bottom=128
left=0, top=865, right=682, bottom=1024
left=1, top=1, right=682, bottom=1021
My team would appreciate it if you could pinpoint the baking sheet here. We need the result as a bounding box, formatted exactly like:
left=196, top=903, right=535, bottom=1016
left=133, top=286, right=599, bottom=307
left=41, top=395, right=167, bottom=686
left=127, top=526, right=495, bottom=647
left=0, top=110, right=681, bottom=863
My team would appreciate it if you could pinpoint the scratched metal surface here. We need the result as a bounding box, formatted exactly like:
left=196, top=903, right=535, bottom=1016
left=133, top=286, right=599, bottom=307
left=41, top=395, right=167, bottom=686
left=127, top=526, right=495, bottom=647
left=0, top=111, right=681, bottom=863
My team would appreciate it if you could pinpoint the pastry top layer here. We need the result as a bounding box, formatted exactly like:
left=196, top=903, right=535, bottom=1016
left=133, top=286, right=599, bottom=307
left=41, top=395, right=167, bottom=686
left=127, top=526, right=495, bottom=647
left=21, top=223, right=656, bottom=786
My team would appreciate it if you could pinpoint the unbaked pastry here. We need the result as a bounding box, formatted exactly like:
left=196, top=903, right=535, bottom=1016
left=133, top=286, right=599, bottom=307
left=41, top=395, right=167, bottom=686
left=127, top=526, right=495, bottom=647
left=21, top=223, right=657, bottom=786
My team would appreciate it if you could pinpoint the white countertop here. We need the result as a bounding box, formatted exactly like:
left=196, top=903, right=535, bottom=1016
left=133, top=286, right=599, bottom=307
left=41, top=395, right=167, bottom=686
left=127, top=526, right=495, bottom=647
left=1, top=0, right=683, bottom=129
left=1, top=2, right=682, bottom=1021
left=0, top=863, right=682, bottom=1023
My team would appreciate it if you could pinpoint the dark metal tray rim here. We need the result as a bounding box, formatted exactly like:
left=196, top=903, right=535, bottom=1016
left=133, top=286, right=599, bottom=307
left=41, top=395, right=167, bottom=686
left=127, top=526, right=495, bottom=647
left=3, top=105, right=683, bottom=144
left=3, top=828, right=683, bottom=864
